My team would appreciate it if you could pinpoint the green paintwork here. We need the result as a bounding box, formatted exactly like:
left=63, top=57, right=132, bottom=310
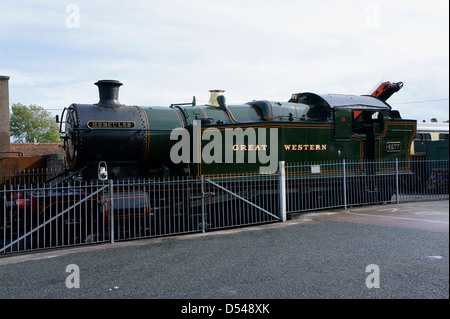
left=138, top=94, right=416, bottom=178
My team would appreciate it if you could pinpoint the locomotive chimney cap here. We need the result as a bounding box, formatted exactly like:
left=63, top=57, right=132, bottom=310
left=95, top=79, right=123, bottom=85
left=95, top=79, right=123, bottom=108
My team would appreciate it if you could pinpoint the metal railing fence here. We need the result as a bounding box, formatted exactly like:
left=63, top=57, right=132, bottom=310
left=285, top=158, right=448, bottom=213
left=1, top=158, right=448, bottom=255
left=1, top=173, right=282, bottom=254
left=1, top=167, right=65, bottom=188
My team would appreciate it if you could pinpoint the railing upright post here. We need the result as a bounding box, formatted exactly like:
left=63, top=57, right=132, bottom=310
left=278, top=161, right=286, bottom=222
left=395, top=158, right=399, bottom=204
left=109, top=179, right=115, bottom=243
left=201, top=175, right=206, bottom=233
left=343, top=160, right=347, bottom=210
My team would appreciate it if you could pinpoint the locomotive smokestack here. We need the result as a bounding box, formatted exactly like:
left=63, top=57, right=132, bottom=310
left=95, top=80, right=123, bottom=108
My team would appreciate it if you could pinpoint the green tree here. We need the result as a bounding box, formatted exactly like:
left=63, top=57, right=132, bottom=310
left=10, top=103, right=60, bottom=143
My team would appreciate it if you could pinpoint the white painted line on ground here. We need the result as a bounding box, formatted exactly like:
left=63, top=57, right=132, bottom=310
left=344, top=212, right=449, bottom=224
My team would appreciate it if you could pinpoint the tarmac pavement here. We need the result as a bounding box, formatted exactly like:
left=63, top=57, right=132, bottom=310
left=0, top=200, right=448, bottom=306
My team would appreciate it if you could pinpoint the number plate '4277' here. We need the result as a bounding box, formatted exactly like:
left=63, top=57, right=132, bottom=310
left=386, top=142, right=401, bottom=152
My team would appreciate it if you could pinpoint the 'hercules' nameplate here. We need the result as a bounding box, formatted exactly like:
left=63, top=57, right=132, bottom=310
left=87, top=121, right=136, bottom=129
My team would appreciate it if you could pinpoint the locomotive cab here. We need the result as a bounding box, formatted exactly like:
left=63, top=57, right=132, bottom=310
left=290, top=91, right=413, bottom=162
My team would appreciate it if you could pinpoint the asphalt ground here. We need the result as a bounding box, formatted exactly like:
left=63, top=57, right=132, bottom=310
left=0, top=200, right=448, bottom=312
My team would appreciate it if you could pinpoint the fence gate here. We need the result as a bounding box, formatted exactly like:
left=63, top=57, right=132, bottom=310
left=1, top=182, right=110, bottom=254
left=201, top=173, right=282, bottom=232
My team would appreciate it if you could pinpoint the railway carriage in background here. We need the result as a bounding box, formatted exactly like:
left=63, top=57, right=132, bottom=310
left=411, top=122, right=449, bottom=157
left=409, top=122, right=449, bottom=194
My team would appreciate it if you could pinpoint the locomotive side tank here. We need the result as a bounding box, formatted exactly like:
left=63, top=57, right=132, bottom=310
left=188, top=91, right=415, bottom=176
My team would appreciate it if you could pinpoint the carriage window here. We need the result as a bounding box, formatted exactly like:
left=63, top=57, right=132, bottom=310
left=416, top=133, right=431, bottom=141
left=414, top=133, right=431, bottom=154
left=439, top=133, right=449, bottom=140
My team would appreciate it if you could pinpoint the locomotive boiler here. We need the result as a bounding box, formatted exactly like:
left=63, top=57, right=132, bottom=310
left=60, top=80, right=183, bottom=179
left=59, top=79, right=416, bottom=181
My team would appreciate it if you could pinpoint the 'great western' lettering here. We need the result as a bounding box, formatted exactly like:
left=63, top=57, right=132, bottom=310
left=284, top=144, right=327, bottom=151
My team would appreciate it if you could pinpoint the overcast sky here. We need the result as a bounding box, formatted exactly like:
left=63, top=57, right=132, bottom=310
left=1, top=0, right=449, bottom=122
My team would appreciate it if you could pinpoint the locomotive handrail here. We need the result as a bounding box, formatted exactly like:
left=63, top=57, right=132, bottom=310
left=170, top=102, right=194, bottom=107
left=75, top=128, right=175, bottom=132
left=39, top=165, right=88, bottom=188
left=170, top=96, right=196, bottom=107
left=58, top=107, right=68, bottom=133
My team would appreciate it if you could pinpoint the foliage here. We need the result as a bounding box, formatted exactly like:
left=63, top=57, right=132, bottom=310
left=10, top=103, right=60, bottom=143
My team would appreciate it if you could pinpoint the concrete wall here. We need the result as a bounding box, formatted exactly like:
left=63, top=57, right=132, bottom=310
left=0, top=75, right=10, bottom=152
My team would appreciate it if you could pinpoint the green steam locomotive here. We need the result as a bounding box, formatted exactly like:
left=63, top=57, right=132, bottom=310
left=59, top=80, right=415, bottom=180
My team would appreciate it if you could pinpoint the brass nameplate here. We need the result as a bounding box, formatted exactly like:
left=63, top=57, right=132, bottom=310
left=87, top=121, right=135, bottom=129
